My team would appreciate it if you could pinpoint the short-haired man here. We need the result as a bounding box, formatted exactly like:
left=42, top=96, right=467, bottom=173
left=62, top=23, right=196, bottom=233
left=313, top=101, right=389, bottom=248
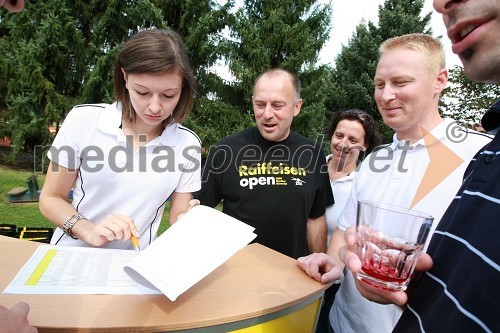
left=304, top=1, right=500, bottom=332
left=297, top=33, right=491, bottom=332
left=195, top=68, right=333, bottom=259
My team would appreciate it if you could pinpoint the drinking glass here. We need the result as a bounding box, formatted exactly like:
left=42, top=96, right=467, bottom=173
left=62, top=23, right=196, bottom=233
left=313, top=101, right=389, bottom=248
left=355, top=200, right=433, bottom=291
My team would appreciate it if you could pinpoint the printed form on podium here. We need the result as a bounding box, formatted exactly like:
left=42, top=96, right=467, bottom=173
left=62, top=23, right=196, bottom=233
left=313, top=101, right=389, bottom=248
left=3, top=205, right=257, bottom=301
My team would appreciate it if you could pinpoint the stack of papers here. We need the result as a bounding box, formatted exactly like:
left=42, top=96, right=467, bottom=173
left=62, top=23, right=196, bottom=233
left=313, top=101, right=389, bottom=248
left=124, top=205, right=257, bottom=300
left=4, top=205, right=257, bottom=301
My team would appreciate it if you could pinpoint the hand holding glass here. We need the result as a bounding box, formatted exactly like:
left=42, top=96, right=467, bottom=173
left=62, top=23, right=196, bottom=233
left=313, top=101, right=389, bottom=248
left=355, top=200, right=433, bottom=291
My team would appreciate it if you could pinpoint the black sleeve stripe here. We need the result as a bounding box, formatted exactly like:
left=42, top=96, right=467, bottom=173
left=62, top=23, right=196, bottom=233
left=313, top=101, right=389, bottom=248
left=73, top=104, right=106, bottom=109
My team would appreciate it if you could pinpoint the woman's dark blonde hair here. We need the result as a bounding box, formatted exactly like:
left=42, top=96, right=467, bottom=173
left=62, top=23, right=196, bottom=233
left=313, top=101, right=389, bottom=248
left=114, top=29, right=196, bottom=126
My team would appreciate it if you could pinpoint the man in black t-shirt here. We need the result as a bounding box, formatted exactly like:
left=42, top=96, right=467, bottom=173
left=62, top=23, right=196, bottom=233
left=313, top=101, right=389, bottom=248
left=195, top=68, right=333, bottom=259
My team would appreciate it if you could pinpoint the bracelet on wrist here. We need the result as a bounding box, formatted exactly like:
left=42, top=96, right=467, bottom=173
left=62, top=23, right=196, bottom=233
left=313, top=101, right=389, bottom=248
left=63, top=213, right=85, bottom=239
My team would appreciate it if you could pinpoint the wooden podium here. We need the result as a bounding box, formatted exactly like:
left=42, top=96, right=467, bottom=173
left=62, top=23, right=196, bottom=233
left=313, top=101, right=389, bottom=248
left=0, top=236, right=329, bottom=332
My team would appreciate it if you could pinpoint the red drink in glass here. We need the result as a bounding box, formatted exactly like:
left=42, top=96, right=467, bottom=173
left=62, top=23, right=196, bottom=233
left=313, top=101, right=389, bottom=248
left=355, top=201, right=432, bottom=291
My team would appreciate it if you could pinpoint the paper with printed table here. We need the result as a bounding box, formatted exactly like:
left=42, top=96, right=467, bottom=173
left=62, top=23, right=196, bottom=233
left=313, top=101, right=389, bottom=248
left=3, top=205, right=257, bottom=301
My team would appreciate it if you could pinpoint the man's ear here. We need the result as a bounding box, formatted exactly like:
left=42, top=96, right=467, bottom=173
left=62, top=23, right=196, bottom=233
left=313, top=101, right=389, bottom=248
left=435, top=68, right=448, bottom=94
left=293, top=99, right=303, bottom=117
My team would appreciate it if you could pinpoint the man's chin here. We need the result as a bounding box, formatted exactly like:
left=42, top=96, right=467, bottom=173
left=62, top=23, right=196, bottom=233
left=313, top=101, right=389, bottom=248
left=3, top=0, right=25, bottom=12
left=259, top=131, right=281, bottom=142
left=260, top=132, right=275, bottom=141
left=462, top=62, right=500, bottom=84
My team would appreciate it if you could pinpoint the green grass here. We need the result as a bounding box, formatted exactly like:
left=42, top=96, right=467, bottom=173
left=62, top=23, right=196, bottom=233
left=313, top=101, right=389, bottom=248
left=0, top=166, right=171, bottom=235
left=0, top=166, right=50, bottom=227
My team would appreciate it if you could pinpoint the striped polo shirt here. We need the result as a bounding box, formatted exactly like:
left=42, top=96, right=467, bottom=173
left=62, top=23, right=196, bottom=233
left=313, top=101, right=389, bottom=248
left=394, top=100, right=500, bottom=333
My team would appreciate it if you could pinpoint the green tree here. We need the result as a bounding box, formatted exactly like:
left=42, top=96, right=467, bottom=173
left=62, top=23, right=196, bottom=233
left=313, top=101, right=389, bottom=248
left=207, top=0, right=333, bottom=146
left=1, top=0, right=166, bottom=159
left=80, top=0, right=167, bottom=103
left=327, top=0, right=433, bottom=142
left=1, top=1, right=88, bottom=160
left=1, top=0, right=331, bottom=160
left=1, top=0, right=232, bottom=163
left=154, top=0, right=238, bottom=149
left=442, top=65, right=500, bottom=128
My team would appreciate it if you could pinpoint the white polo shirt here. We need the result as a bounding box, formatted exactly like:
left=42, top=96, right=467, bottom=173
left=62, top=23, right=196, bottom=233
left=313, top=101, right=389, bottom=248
left=330, top=118, right=492, bottom=333
left=48, top=102, right=201, bottom=249
left=324, top=154, right=356, bottom=245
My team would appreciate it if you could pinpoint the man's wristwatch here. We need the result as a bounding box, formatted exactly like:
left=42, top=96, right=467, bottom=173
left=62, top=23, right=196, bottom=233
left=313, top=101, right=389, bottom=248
left=63, top=213, right=85, bottom=239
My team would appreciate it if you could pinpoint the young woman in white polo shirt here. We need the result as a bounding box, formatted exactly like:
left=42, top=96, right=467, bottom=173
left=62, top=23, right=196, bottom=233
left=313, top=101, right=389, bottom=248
left=39, top=29, right=201, bottom=250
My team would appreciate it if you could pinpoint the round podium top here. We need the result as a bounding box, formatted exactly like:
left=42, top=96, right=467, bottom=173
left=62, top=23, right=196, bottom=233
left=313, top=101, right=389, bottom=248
left=0, top=236, right=327, bottom=332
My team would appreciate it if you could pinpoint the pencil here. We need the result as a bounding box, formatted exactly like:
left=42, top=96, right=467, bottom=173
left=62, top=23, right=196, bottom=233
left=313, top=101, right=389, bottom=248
left=131, top=235, right=141, bottom=253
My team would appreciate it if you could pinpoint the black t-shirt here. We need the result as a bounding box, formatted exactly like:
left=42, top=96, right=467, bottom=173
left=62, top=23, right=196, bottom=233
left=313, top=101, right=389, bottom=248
left=195, top=127, right=333, bottom=259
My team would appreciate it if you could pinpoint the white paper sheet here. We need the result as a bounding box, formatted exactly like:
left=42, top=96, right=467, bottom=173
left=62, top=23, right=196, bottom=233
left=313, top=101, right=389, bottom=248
left=124, top=205, right=257, bottom=301
left=4, top=206, right=256, bottom=299
left=3, top=245, right=161, bottom=295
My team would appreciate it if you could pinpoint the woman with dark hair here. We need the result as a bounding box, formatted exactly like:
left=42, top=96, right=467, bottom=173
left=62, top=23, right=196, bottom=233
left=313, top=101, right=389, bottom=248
left=39, top=29, right=201, bottom=250
left=325, top=109, right=381, bottom=242
left=316, top=109, right=382, bottom=333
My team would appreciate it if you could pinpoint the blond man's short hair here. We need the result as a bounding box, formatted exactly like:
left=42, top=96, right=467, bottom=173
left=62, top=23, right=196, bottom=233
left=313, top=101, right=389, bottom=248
left=379, top=33, right=446, bottom=74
